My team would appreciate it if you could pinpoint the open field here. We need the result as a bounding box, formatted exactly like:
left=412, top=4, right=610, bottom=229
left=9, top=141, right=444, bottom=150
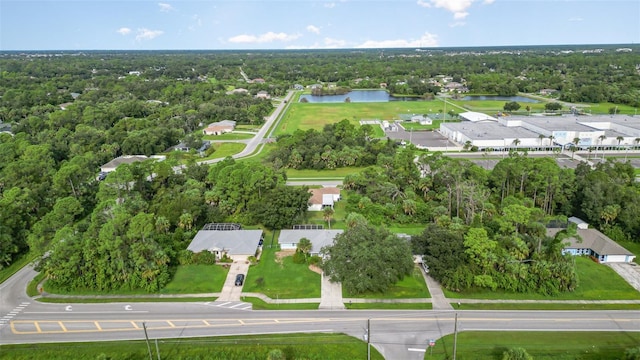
left=203, top=132, right=255, bottom=140
left=0, top=333, right=381, bottom=360
left=454, top=303, right=640, bottom=310
left=0, top=253, right=35, bottom=284
left=444, top=256, right=640, bottom=300
left=343, top=267, right=430, bottom=299
left=203, top=142, right=246, bottom=160
left=276, top=100, right=446, bottom=135
left=242, top=297, right=320, bottom=310
left=160, top=264, right=228, bottom=294
left=433, top=331, right=640, bottom=360
left=244, top=246, right=321, bottom=299
left=286, top=166, right=363, bottom=179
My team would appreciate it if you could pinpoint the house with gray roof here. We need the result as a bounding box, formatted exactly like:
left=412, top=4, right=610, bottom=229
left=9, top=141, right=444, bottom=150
left=546, top=227, right=635, bottom=263
left=99, top=155, right=165, bottom=173
left=278, top=229, right=343, bottom=256
left=187, top=229, right=263, bottom=262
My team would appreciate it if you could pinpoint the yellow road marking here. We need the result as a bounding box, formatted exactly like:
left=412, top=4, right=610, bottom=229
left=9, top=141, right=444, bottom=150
left=203, top=320, right=211, bottom=326
left=58, top=321, right=67, bottom=332
left=239, top=320, right=245, bottom=325
left=131, top=321, right=139, bottom=329
left=34, top=322, right=42, bottom=333
left=167, top=321, right=175, bottom=328
left=94, top=321, right=102, bottom=331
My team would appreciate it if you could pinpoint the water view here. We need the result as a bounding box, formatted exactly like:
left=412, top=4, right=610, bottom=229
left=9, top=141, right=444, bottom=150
left=299, top=90, right=419, bottom=103
left=461, top=95, right=540, bottom=103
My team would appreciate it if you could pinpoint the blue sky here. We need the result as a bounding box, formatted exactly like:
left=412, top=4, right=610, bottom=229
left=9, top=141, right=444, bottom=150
left=1, top=0, right=638, bottom=50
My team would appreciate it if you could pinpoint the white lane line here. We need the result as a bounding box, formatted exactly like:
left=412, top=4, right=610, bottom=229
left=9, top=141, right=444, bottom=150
left=216, top=302, right=232, bottom=307
left=24, top=311, right=149, bottom=314
left=229, top=303, right=246, bottom=309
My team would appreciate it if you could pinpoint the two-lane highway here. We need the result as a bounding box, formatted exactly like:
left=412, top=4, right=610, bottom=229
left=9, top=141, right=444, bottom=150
left=3, top=296, right=640, bottom=360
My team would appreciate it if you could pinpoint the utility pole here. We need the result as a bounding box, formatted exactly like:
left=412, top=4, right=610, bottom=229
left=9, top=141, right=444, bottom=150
left=143, top=322, right=153, bottom=360
left=367, top=318, right=371, bottom=360
left=453, top=313, right=458, bottom=360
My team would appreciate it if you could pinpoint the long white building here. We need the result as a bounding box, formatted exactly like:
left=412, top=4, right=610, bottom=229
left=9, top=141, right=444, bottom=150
left=440, top=113, right=640, bottom=150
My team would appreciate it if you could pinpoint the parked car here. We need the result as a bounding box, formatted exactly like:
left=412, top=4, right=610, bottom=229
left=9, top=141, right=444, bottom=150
left=235, top=274, right=245, bottom=286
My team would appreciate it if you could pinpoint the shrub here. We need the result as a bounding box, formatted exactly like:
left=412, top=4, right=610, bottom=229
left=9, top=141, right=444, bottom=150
left=292, top=251, right=306, bottom=264
left=308, top=255, right=322, bottom=266
left=625, top=346, right=640, bottom=360
left=193, top=251, right=216, bottom=265
left=502, top=347, right=533, bottom=360
left=177, top=249, right=194, bottom=265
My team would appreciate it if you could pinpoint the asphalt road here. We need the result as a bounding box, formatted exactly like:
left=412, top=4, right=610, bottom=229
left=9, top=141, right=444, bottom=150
left=2, top=266, right=640, bottom=360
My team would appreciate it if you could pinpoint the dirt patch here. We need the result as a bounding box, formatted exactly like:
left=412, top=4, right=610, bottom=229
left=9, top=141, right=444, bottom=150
left=275, top=250, right=296, bottom=264
left=309, top=264, right=323, bottom=275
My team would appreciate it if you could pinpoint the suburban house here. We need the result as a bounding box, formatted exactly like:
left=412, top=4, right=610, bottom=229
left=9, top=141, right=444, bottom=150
left=255, top=90, right=270, bottom=99
left=546, top=222, right=635, bottom=264
left=203, top=120, right=236, bottom=135
left=99, top=155, right=165, bottom=174
left=173, top=140, right=211, bottom=155
left=307, top=187, right=341, bottom=211
left=278, top=229, right=343, bottom=256
left=187, top=224, right=263, bottom=262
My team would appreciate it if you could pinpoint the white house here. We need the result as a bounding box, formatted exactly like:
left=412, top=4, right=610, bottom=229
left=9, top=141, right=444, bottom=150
left=547, top=227, right=635, bottom=264
left=100, top=155, right=165, bottom=174
left=308, top=187, right=341, bottom=211
left=187, top=228, right=263, bottom=262
left=278, top=229, right=343, bottom=255
left=203, top=120, right=236, bottom=135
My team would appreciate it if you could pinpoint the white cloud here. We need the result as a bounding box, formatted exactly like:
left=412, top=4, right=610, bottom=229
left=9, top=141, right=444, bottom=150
left=136, top=28, right=164, bottom=41
left=449, top=21, right=466, bottom=28
left=453, top=11, right=469, bottom=19
left=117, top=27, right=131, bottom=35
left=356, top=32, right=439, bottom=48
left=228, top=32, right=301, bottom=44
left=417, top=0, right=493, bottom=19
left=324, top=2, right=336, bottom=8
left=323, top=37, right=347, bottom=48
left=158, top=3, right=174, bottom=12
left=569, top=17, right=583, bottom=22
left=189, top=14, right=203, bottom=31
left=306, top=25, right=321, bottom=34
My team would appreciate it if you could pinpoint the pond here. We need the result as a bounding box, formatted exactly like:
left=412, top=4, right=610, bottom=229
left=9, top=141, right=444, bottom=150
left=461, top=95, right=540, bottom=103
left=299, top=90, right=420, bottom=103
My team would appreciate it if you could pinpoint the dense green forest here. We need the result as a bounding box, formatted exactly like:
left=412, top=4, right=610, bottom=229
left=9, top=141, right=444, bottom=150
left=1, top=47, right=639, bottom=294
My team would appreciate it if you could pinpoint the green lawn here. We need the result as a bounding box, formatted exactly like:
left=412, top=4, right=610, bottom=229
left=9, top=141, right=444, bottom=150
left=276, top=100, right=447, bottom=135
left=0, top=334, right=382, bottom=360
left=202, top=142, right=246, bottom=160
left=305, top=199, right=348, bottom=229
left=432, top=331, right=640, bottom=360
left=0, top=252, right=36, bottom=284
left=286, top=166, right=364, bottom=179
left=242, top=297, right=320, bottom=310
left=618, top=240, right=640, bottom=257
left=345, top=302, right=432, bottom=310
left=160, top=264, right=228, bottom=294
left=203, top=132, right=255, bottom=140
left=244, top=246, right=321, bottom=299
left=344, top=267, right=430, bottom=299
left=444, top=256, right=640, bottom=300
left=454, top=303, right=640, bottom=311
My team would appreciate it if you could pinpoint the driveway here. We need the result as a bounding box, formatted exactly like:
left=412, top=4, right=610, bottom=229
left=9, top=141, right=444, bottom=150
left=607, top=262, right=640, bottom=292
left=319, top=272, right=345, bottom=310
left=216, top=260, right=251, bottom=302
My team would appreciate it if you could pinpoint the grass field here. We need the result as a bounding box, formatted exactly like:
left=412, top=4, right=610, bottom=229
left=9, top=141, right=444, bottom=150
left=344, top=267, right=431, bottom=299
left=244, top=246, right=321, bottom=299
left=159, top=264, right=228, bottom=294
left=0, top=252, right=35, bottom=284
left=286, top=166, right=363, bottom=179
left=202, top=142, right=246, bottom=160
left=454, top=303, right=640, bottom=310
left=276, top=100, right=447, bottom=135
left=432, top=331, right=640, bottom=360
left=0, top=333, right=382, bottom=360
left=444, top=256, right=640, bottom=300
left=242, top=296, right=319, bottom=310
left=203, top=132, right=255, bottom=140
left=345, top=302, right=432, bottom=310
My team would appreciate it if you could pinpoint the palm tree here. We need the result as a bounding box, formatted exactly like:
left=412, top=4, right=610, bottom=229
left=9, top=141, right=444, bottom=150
left=463, top=140, right=472, bottom=151
left=323, top=207, right=335, bottom=229
left=548, top=135, right=555, bottom=152
left=538, top=134, right=545, bottom=151
left=512, top=138, right=521, bottom=148
left=598, top=134, right=607, bottom=160
left=569, top=144, right=577, bottom=160
left=635, top=137, right=640, bottom=150
left=297, top=238, right=312, bottom=260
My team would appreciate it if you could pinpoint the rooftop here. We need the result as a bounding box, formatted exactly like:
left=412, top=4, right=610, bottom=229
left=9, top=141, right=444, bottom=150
left=443, top=122, right=541, bottom=140
left=278, top=229, right=344, bottom=253
left=547, top=228, right=634, bottom=256
left=187, top=229, right=263, bottom=255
